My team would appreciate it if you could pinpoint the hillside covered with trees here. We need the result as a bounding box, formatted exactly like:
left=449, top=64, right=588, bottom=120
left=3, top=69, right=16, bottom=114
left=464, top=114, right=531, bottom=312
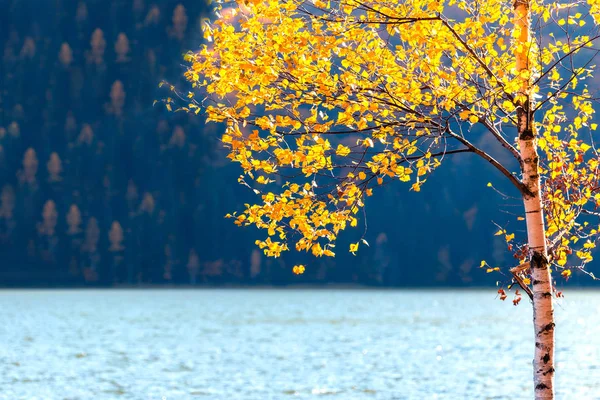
left=0, top=0, right=595, bottom=287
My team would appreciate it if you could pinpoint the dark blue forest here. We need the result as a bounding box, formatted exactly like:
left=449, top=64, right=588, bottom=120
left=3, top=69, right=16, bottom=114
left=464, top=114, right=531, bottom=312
left=0, top=0, right=596, bottom=287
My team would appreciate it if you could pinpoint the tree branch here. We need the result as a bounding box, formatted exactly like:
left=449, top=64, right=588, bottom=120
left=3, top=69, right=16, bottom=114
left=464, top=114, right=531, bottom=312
left=479, top=117, right=522, bottom=166
left=444, top=127, right=532, bottom=196
left=510, top=262, right=534, bottom=301
left=534, top=48, right=600, bottom=112
left=532, top=34, right=600, bottom=87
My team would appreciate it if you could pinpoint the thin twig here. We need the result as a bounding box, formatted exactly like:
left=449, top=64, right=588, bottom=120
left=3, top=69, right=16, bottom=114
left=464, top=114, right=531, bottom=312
left=510, top=262, right=533, bottom=301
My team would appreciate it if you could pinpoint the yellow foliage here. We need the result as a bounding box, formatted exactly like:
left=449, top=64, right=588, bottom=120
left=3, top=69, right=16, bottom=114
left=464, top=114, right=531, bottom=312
left=336, top=144, right=351, bottom=157
left=177, top=0, right=600, bottom=272
left=292, top=265, right=305, bottom=275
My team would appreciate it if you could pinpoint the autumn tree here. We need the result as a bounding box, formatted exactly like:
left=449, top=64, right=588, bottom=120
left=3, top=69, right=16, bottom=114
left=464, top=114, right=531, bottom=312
left=46, top=152, right=63, bottom=182
left=108, top=221, right=125, bottom=282
left=114, top=33, right=131, bottom=63
left=58, top=43, right=73, bottom=67
left=176, top=1, right=600, bottom=398
left=19, top=148, right=38, bottom=186
left=87, top=28, right=106, bottom=65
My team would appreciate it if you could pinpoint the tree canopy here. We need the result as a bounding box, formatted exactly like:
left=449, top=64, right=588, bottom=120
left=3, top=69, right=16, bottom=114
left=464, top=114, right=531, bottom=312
left=180, top=0, right=600, bottom=278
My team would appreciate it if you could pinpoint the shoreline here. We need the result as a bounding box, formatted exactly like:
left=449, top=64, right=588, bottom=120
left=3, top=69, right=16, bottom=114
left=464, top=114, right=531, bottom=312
left=0, top=284, right=598, bottom=291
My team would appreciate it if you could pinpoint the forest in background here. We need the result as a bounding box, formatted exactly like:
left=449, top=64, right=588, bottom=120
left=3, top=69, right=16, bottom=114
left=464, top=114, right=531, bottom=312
left=0, top=0, right=596, bottom=287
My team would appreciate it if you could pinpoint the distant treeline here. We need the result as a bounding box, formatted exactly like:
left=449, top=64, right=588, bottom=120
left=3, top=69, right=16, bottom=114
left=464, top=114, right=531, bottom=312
left=0, top=0, right=595, bottom=287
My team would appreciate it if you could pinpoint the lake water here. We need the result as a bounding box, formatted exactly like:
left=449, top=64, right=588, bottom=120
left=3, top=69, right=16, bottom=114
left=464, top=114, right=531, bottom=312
left=0, top=289, right=599, bottom=400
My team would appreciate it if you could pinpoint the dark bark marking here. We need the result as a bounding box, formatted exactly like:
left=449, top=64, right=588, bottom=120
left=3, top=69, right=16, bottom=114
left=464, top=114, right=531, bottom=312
left=532, top=279, right=542, bottom=285
left=536, top=383, right=550, bottom=391
left=542, top=353, right=551, bottom=364
left=530, top=252, right=549, bottom=269
left=543, top=367, right=555, bottom=376
left=520, top=128, right=534, bottom=140
left=539, top=322, right=555, bottom=333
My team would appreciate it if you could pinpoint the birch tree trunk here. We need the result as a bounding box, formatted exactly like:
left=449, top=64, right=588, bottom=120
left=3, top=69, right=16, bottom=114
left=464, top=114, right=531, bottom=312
left=513, top=1, right=555, bottom=398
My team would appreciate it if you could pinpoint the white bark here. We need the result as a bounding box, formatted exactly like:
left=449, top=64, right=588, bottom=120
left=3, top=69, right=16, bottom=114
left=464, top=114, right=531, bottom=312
left=514, top=1, right=555, bottom=398
left=519, top=137, right=555, bottom=400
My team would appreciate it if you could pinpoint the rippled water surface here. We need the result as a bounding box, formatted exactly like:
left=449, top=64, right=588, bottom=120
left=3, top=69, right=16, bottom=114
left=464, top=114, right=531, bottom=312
left=0, top=289, right=599, bottom=399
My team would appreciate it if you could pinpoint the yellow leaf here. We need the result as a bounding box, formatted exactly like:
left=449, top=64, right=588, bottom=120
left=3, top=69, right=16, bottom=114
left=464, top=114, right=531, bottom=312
left=581, top=143, right=591, bottom=152
left=538, top=138, right=547, bottom=150
left=336, top=144, right=351, bottom=157
left=459, top=110, right=470, bottom=120
left=349, top=242, right=359, bottom=254
left=502, top=100, right=515, bottom=111
left=292, top=265, right=306, bottom=275
left=323, top=249, right=335, bottom=257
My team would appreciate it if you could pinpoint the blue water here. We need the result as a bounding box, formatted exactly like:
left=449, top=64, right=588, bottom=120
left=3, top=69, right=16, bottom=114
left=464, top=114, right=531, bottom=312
left=0, top=289, right=598, bottom=399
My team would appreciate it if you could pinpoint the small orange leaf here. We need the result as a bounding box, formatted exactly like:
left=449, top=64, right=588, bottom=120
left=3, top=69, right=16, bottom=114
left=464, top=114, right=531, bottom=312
left=292, top=265, right=305, bottom=275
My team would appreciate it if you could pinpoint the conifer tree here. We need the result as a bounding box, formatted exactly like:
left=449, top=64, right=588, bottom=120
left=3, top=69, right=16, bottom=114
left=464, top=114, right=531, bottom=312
left=187, top=248, right=200, bottom=284
left=58, top=43, right=73, bottom=67
left=109, top=80, right=126, bottom=116
left=19, top=148, right=38, bottom=186
left=0, top=186, right=14, bottom=217
left=88, top=28, right=106, bottom=65
left=114, top=33, right=131, bottom=63
left=46, top=152, right=63, bottom=182
left=170, top=5, right=189, bottom=40
left=38, top=200, right=58, bottom=237
left=66, top=204, right=82, bottom=236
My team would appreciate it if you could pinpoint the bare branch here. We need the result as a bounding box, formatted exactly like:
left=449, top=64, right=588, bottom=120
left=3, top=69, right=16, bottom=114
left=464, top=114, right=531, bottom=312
left=510, top=262, right=534, bottom=301
left=444, top=127, right=532, bottom=196
left=479, top=118, right=522, bottom=166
